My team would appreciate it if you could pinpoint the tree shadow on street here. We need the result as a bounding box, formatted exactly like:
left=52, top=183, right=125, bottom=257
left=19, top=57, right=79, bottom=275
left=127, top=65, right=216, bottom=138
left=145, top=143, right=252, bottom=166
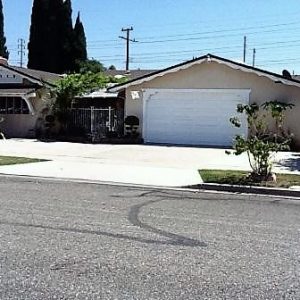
left=0, top=198, right=206, bottom=248
left=128, top=199, right=206, bottom=247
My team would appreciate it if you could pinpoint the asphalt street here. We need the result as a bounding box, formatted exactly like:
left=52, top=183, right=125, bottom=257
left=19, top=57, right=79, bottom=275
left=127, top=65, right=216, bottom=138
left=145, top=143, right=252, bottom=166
left=0, top=176, right=300, bottom=299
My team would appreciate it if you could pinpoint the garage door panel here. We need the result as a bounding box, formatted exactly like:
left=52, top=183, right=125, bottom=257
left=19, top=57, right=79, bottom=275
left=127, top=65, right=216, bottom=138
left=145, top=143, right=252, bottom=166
left=143, top=89, right=249, bottom=146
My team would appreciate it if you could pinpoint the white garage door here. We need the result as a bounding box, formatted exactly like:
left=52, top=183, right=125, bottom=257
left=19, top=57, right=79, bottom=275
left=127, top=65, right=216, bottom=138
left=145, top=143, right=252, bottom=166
left=143, top=89, right=250, bottom=146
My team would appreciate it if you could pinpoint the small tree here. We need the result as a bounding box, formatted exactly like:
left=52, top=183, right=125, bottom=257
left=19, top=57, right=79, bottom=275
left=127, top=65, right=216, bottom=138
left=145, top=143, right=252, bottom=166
left=76, top=59, right=105, bottom=74
left=262, top=101, right=294, bottom=139
left=229, top=101, right=294, bottom=180
left=52, top=72, right=126, bottom=112
left=108, top=65, right=116, bottom=70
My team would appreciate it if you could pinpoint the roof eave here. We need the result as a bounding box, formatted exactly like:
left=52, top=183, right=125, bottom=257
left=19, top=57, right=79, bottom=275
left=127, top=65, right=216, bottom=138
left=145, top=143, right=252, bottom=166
left=210, top=57, right=300, bottom=88
left=108, top=54, right=300, bottom=92
left=0, top=64, right=59, bottom=87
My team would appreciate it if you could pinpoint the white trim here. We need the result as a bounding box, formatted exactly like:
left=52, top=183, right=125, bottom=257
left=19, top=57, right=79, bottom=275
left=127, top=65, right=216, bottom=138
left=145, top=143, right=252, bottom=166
left=22, top=96, right=35, bottom=115
left=109, top=57, right=300, bottom=92
left=0, top=92, right=32, bottom=97
left=0, top=92, right=35, bottom=114
left=211, top=58, right=299, bottom=87
left=0, top=66, right=43, bottom=86
left=143, top=88, right=251, bottom=95
left=78, top=89, right=118, bottom=99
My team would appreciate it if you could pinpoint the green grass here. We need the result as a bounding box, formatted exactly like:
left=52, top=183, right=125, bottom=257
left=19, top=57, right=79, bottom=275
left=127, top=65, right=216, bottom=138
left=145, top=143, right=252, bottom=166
left=199, top=169, right=300, bottom=188
left=0, top=156, right=47, bottom=166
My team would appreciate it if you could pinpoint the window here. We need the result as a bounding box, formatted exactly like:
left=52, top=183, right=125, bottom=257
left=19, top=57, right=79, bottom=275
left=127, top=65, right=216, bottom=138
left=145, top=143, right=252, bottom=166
left=0, top=97, right=30, bottom=114
left=0, top=97, right=5, bottom=114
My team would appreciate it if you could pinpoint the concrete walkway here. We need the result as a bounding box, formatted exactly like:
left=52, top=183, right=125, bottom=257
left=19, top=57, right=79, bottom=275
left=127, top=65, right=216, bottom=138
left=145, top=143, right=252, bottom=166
left=0, top=139, right=299, bottom=187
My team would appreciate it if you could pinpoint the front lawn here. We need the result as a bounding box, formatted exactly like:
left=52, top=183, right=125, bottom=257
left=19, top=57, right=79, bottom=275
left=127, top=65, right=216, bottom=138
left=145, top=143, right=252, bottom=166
left=0, top=156, right=47, bottom=166
left=199, top=169, right=300, bottom=188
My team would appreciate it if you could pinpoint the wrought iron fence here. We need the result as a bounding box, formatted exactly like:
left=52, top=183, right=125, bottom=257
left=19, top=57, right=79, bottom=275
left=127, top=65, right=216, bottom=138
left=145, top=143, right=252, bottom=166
left=65, top=106, right=123, bottom=141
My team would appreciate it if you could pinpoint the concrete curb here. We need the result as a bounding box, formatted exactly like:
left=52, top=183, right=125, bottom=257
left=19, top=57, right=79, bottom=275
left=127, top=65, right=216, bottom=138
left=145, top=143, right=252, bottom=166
left=1, top=173, right=300, bottom=199
left=188, top=182, right=300, bottom=198
left=0, top=173, right=201, bottom=192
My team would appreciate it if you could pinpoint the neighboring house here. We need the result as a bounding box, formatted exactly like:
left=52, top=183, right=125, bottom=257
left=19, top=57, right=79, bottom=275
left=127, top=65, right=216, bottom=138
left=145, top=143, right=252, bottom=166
left=0, top=58, right=61, bottom=138
left=293, top=75, right=300, bottom=81
left=70, top=70, right=157, bottom=140
left=103, top=69, right=158, bottom=81
left=74, top=70, right=157, bottom=108
left=109, top=53, right=300, bottom=148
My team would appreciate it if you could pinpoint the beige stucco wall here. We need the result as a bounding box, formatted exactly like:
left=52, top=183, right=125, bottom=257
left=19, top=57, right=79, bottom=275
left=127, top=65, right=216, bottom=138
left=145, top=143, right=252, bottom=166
left=0, top=88, right=52, bottom=138
left=0, top=114, right=37, bottom=137
left=125, top=61, right=300, bottom=147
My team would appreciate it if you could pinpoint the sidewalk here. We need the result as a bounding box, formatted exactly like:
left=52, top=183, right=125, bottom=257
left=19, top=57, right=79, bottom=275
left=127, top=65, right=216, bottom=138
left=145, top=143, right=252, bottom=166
left=0, top=160, right=201, bottom=187
left=0, top=139, right=299, bottom=187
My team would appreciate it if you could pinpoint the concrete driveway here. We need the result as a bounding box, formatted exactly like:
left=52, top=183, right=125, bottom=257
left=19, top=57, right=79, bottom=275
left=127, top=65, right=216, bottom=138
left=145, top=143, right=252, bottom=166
left=0, top=139, right=298, bottom=186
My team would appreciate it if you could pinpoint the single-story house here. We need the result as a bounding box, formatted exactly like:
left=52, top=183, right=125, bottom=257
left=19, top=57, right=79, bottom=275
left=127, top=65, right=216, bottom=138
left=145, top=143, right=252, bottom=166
left=67, top=70, right=157, bottom=140
left=108, top=53, right=300, bottom=148
left=73, top=70, right=157, bottom=110
left=0, top=58, right=61, bottom=138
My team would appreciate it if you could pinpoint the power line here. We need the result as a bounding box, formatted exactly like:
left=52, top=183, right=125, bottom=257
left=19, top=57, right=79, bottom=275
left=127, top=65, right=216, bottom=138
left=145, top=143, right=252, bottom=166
left=88, top=39, right=300, bottom=61
left=81, top=9, right=300, bottom=37
left=86, top=20, right=300, bottom=46
left=135, top=20, right=300, bottom=41
left=137, top=26, right=300, bottom=45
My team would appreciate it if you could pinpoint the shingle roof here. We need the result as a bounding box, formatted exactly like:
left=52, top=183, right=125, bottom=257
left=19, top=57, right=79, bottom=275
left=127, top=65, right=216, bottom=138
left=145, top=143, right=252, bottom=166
left=293, top=75, right=300, bottom=81
left=7, top=65, right=62, bottom=85
left=1, top=63, right=154, bottom=87
left=103, top=69, right=158, bottom=81
left=108, top=53, right=300, bottom=92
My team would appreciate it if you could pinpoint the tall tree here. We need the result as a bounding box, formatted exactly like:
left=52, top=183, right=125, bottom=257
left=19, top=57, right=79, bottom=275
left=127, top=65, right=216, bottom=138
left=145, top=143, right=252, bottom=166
left=0, top=0, right=9, bottom=59
left=73, top=12, right=87, bottom=71
left=58, top=0, right=74, bottom=73
left=45, top=0, right=63, bottom=73
left=28, top=0, right=73, bottom=73
left=28, top=0, right=50, bottom=70
left=28, top=0, right=88, bottom=73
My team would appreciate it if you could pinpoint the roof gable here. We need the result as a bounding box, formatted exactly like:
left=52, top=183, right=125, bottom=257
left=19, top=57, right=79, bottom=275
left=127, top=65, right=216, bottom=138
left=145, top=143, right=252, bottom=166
left=108, top=54, right=300, bottom=92
left=10, top=66, right=62, bottom=85
left=0, top=66, right=24, bottom=84
left=0, top=64, right=61, bottom=87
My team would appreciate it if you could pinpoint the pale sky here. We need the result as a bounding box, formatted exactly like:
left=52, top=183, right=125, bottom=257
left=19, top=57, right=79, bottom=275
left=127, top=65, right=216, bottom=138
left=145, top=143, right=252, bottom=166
left=3, top=0, right=300, bottom=73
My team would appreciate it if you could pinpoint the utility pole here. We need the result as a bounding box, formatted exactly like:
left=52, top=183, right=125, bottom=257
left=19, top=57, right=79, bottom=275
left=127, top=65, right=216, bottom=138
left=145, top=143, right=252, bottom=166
left=252, top=48, right=256, bottom=67
left=18, top=38, right=25, bottom=67
left=243, top=36, right=247, bottom=63
left=119, top=27, right=137, bottom=71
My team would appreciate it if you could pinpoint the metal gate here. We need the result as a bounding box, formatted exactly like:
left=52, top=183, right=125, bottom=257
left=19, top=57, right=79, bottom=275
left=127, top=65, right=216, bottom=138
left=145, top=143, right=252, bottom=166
left=66, top=106, right=123, bottom=141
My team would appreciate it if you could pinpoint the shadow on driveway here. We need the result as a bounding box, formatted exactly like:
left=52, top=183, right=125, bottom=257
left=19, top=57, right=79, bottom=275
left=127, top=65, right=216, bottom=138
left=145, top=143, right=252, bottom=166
left=276, top=154, right=300, bottom=172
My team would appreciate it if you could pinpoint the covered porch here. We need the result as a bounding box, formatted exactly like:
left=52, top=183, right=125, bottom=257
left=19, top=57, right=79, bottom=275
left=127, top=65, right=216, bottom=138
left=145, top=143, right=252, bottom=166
left=0, top=88, right=38, bottom=138
left=62, top=89, right=126, bottom=142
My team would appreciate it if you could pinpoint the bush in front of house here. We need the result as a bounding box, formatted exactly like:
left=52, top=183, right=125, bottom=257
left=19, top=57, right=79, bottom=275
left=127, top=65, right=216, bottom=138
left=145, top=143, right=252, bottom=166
left=124, top=115, right=140, bottom=137
left=229, top=100, right=294, bottom=181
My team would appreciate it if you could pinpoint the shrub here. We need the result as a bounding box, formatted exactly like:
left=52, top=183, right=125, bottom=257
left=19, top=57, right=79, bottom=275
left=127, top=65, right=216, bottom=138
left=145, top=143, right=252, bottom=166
left=229, top=101, right=294, bottom=180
